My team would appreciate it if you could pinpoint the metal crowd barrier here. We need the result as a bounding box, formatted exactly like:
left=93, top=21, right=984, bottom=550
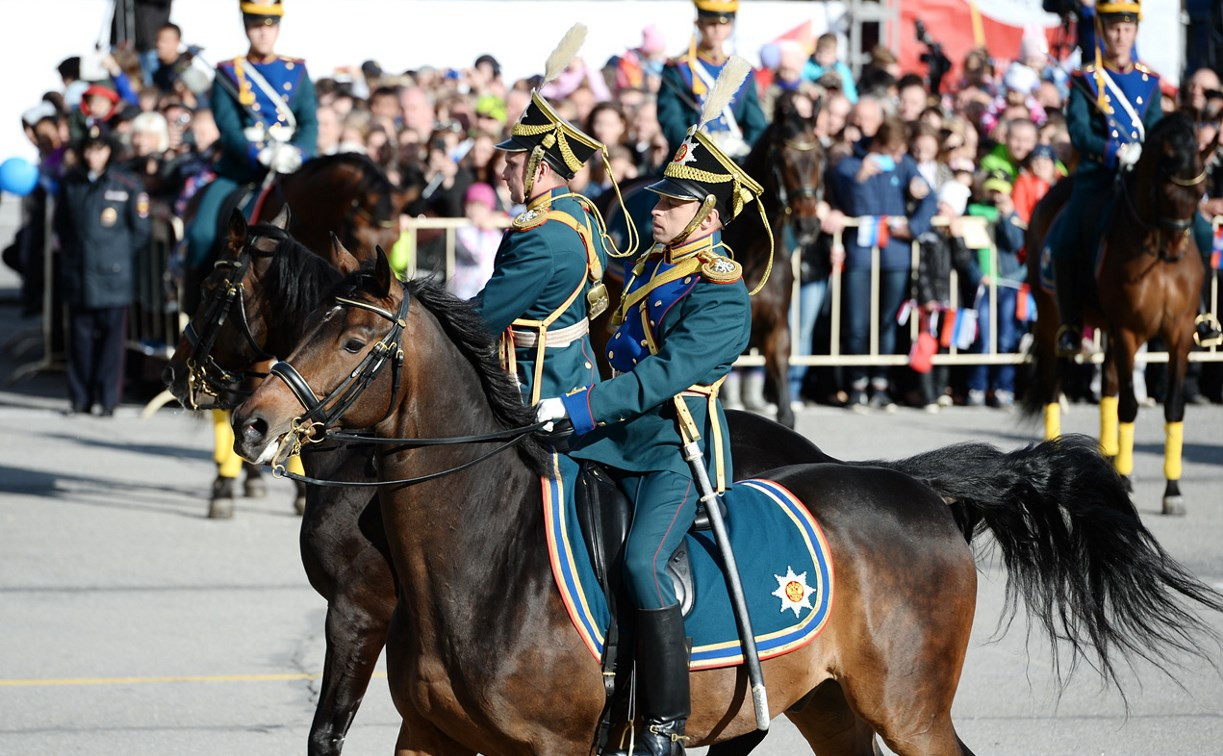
left=126, top=203, right=181, bottom=360
left=398, top=213, right=1222, bottom=368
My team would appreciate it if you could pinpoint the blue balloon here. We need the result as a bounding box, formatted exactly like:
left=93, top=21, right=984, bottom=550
left=0, top=157, right=40, bottom=197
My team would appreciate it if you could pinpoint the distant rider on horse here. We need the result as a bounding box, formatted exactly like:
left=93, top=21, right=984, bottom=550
left=187, top=0, right=316, bottom=516
left=535, top=58, right=769, bottom=756
left=1047, top=0, right=1221, bottom=356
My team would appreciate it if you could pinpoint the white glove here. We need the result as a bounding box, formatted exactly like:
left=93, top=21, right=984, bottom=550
left=257, top=143, right=303, bottom=174
left=1117, top=142, right=1142, bottom=169
left=535, top=397, right=568, bottom=432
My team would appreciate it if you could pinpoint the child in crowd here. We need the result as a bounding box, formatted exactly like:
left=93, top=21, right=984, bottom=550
left=803, top=33, right=859, bottom=103
left=966, top=171, right=1028, bottom=408
left=450, top=182, right=504, bottom=300
left=914, top=181, right=980, bottom=411
left=1012, top=142, right=1059, bottom=224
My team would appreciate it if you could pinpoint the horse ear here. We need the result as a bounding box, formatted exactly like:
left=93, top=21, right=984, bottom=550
left=328, top=232, right=361, bottom=275
left=225, top=208, right=247, bottom=258
left=373, top=245, right=393, bottom=298
left=269, top=202, right=292, bottom=230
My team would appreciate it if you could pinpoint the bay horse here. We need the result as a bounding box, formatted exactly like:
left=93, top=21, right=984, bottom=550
left=161, top=214, right=1067, bottom=754
left=596, top=91, right=823, bottom=429
left=232, top=248, right=1223, bottom=755
left=1026, top=113, right=1209, bottom=515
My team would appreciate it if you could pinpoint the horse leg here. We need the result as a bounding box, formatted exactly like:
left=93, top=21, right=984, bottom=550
left=1161, top=331, right=1193, bottom=516
left=1033, top=298, right=1063, bottom=439
left=308, top=594, right=394, bottom=756
left=1112, top=330, right=1140, bottom=492
left=783, top=680, right=876, bottom=756
left=393, top=715, right=476, bottom=756
left=1098, top=332, right=1121, bottom=462
left=767, top=316, right=796, bottom=429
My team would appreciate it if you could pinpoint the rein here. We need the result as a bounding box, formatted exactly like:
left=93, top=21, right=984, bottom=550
left=183, top=231, right=283, bottom=409
left=1116, top=158, right=1201, bottom=263
left=266, top=281, right=546, bottom=487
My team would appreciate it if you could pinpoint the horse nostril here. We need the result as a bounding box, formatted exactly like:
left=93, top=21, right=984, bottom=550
left=243, top=416, right=269, bottom=444
left=162, top=364, right=176, bottom=387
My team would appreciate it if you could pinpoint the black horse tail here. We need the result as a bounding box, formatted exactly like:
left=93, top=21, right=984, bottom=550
left=876, top=434, right=1223, bottom=695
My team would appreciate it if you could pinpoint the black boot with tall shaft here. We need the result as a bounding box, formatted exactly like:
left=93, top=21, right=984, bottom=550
left=633, top=604, right=690, bottom=755
left=1053, top=252, right=1082, bottom=357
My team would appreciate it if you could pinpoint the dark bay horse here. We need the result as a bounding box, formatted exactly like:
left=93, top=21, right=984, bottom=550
left=596, top=91, right=824, bottom=429
left=232, top=249, right=1223, bottom=755
left=1026, top=113, right=1209, bottom=515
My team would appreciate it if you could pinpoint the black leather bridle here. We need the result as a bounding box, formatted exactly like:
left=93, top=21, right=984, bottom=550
left=263, top=281, right=547, bottom=487
left=182, top=231, right=282, bottom=410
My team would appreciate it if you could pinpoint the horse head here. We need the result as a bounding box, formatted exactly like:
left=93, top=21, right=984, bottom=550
left=1132, top=112, right=1205, bottom=244
left=232, top=245, right=407, bottom=466
left=771, top=90, right=825, bottom=248
left=164, top=206, right=292, bottom=410
left=344, top=155, right=409, bottom=256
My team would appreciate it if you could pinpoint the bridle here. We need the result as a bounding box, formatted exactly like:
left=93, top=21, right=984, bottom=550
left=263, top=280, right=546, bottom=487
left=1117, top=157, right=1206, bottom=264
left=268, top=281, right=411, bottom=458
left=773, top=135, right=824, bottom=218
left=182, top=230, right=282, bottom=410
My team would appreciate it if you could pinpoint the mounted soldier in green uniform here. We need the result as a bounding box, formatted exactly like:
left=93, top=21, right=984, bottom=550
left=1044, top=0, right=1221, bottom=355
left=475, top=24, right=636, bottom=406
left=535, top=58, right=770, bottom=756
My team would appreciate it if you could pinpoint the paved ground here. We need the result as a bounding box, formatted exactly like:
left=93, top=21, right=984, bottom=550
left=2, top=210, right=1221, bottom=754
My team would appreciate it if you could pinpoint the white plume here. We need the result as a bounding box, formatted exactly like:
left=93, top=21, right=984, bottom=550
left=543, top=24, right=588, bottom=84
left=698, top=55, right=752, bottom=129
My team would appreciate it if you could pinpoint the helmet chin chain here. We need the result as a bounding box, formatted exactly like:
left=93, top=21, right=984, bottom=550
left=667, top=195, right=717, bottom=248
left=523, top=146, right=546, bottom=200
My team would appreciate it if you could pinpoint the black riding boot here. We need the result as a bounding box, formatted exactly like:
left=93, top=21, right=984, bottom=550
left=1053, top=252, right=1081, bottom=357
left=632, top=604, right=690, bottom=756
left=1195, top=288, right=1222, bottom=348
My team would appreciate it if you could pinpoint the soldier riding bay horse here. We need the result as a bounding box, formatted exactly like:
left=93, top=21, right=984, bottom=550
left=596, top=92, right=823, bottom=429
left=232, top=248, right=1223, bottom=755
left=165, top=217, right=1098, bottom=754
left=1026, top=113, right=1209, bottom=515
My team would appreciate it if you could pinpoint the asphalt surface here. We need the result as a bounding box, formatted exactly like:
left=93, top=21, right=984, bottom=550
left=2, top=208, right=1221, bottom=755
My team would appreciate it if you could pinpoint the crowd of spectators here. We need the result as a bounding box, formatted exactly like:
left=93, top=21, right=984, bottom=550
left=8, top=12, right=1223, bottom=412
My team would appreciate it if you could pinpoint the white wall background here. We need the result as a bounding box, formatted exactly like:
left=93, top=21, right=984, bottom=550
left=2, top=0, right=1184, bottom=163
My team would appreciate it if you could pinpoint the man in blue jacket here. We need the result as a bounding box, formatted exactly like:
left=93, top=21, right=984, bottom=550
left=832, top=116, right=936, bottom=408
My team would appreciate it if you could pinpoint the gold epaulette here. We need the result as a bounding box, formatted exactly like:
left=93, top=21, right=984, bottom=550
left=1134, top=62, right=1156, bottom=76
left=511, top=207, right=549, bottom=231
left=698, top=252, right=742, bottom=284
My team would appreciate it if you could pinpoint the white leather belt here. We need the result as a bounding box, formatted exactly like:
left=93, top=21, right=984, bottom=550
left=510, top=319, right=590, bottom=348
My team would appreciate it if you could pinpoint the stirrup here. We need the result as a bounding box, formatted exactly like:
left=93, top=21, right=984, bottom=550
left=1194, top=314, right=1223, bottom=348
left=1054, top=325, right=1081, bottom=357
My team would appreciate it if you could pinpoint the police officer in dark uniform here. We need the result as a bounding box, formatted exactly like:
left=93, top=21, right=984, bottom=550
left=536, top=58, right=768, bottom=756
left=55, top=125, right=151, bottom=415
left=477, top=24, right=631, bottom=406
left=1046, top=0, right=1221, bottom=354
left=184, top=0, right=317, bottom=275
left=656, top=0, right=766, bottom=161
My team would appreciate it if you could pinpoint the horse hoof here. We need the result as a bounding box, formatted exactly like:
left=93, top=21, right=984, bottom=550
left=293, top=495, right=306, bottom=516
left=1162, top=495, right=1186, bottom=516
left=244, top=477, right=267, bottom=498
left=1120, top=474, right=1134, bottom=494
left=208, top=497, right=235, bottom=519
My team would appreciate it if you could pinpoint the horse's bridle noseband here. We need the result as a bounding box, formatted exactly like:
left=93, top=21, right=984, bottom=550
left=267, top=282, right=410, bottom=460
left=183, top=231, right=282, bottom=409
left=773, top=136, right=824, bottom=218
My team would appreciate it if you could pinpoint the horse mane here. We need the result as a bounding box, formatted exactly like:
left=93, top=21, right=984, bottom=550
left=332, top=270, right=548, bottom=473
left=249, top=224, right=343, bottom=336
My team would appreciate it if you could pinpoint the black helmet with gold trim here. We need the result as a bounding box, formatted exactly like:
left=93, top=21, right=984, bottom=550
left=241, top=0, right=283, bottom=26
left=497, top=91, right=602, bottom=181
left=646, top=56, right=773, bottom=292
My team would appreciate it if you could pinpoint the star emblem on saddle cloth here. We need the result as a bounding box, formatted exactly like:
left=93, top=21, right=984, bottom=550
left=771, top=566, right=816, bottom=618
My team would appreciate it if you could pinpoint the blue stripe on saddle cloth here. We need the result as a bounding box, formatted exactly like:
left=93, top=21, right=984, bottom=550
left=542, top=454, right=834, bottom=671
